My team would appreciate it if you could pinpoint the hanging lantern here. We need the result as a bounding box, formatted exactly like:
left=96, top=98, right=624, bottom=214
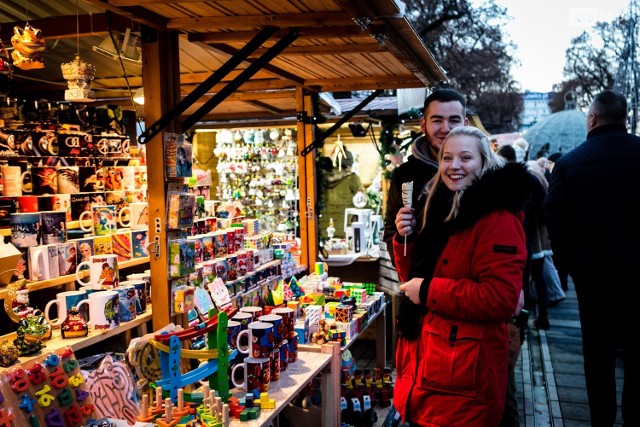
left=61, top=55, right=96, bottom=102
left=10, top=23, right=46, bottom=70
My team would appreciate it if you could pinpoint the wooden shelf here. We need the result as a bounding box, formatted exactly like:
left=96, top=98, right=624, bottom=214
left=228, top=343, right=340, bottom=427
left=0, top=304, right=153, bottom=370
left=0, top=257, right=150, bottom=300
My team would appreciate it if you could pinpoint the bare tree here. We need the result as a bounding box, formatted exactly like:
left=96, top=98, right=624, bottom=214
left=405, top=0, right=523, bottom=133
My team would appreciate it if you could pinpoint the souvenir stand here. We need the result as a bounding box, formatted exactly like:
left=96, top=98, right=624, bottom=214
left=0, top=1, right=448, bottom=426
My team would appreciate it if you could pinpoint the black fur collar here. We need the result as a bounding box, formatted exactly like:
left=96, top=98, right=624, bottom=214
left=450, top=162, right=530, bottom=232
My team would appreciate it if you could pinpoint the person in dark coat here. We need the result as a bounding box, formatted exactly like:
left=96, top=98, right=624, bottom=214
left=383, top=88, right=467, bottom=267
left=543, top=89, right=640, bottom=427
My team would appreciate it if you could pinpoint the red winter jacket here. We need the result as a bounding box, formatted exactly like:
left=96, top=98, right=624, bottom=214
left=393, top=206, right=526, bottom=426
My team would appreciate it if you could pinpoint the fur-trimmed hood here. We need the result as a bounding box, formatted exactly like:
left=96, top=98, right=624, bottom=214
left=451, top=162, right=530, bottom=232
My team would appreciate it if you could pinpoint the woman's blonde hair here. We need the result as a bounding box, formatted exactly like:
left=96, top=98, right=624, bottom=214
left=420, top=126, right=504, bottom=231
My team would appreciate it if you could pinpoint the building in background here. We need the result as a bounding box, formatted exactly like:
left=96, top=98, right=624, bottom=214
left=519, top=91, right=553, bottom=132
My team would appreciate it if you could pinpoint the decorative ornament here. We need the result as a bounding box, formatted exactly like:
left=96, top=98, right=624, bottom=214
left=4, top=277, right=34, bottom=323
left=13, top=311, right=51, bottom=355
left=0, top=339, right=19, bottom=367
left=327, top=218, right=336, bottom=239
left=10, top=23, right=46, bottom=70
left=352, top=191, right=368, bottom=208
left=61, top=55, right=96, bottom=102
left=61, top=306, right=89, bottom=339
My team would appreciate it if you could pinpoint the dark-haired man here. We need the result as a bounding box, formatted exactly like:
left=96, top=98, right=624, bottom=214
left=544, top=89, right=639, bottom=427
left=383, top=88, right=467, bottom=266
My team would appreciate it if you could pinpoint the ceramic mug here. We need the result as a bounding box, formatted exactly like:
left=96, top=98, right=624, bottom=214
left=80, top=205, right=118, bottom=235
left=10, top=212, right=41, bottom=248
left=44, top=290, right=87, bottom=327
left=230, top=357, right=270, bottom=392
left=76, top=290, right=120, bottom=332
left=40, top=210, right=67, bottom=245
left=118, top=202, right=149, bottom=230
left=1, top=165, right=29, bottom=196
left=127, top=273, right=151, bottom=304
left=236, top=321, right=274, bottom=359
left=28, top=243, right=59, bottom=281
left=270, top=347, right=281, bottom=382
left=119, top=279, right=146, bottom=314
left=279, top=339, right=289, bottom=372
left=25, top=166, right=58, bottom=195
left=75, top=253, right=119, bottom=290
left=116, top=284, right=137, bottom=322
left=239, top=306, right=263, bottom=322
left=288, top=332, right=299, bottom=363
left=227, top=320, right=242, bottom=350
left=258, top=314, right=284, bottom=346
left=16, top=195, right=39, bottom=212
left=271, top=307, right=296, bottom=339
left=56, top=166, right=80, bottom=194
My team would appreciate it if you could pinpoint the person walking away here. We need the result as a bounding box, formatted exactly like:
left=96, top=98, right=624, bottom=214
left=543, top=89, right=639, bottom=427
left=392, top=126, right=529, bottom=426
left=383, top=88, right=467, bottom=267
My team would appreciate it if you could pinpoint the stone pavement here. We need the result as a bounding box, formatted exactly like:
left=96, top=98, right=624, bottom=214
left=517, top=279, right=624, bottom=426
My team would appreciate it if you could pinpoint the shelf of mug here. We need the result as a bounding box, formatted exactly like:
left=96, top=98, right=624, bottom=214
left=0, top=219, right=112, bottom=237
left=227, top=343, right=339, bottom=427
left=0, top=256, right=150, bottom=300
left=0, top=304, right=153, bottom=371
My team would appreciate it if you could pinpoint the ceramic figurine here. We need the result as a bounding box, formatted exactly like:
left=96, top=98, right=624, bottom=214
left=61, top=306, right=89, bottom=339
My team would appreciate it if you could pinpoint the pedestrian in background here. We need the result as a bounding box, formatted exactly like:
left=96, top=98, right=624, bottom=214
left=543, top=89, right=639, bottom=427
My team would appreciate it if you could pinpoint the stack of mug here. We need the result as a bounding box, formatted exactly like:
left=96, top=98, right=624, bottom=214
left=229, top=306, right=299, bottom=393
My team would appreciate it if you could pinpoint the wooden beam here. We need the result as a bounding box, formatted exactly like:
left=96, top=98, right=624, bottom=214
left=188, top=25, right=387, bottom=43
left=0, top=14, right=133, bottom=40
left=166, top=12, right=357, bottom=30
left=193, top=42, right=317, bottom=91
left=82, top=0, right=168, bottom=30
left=243, top=100, right=284, bottom=115
left=227, top=43, right=386, bottom=57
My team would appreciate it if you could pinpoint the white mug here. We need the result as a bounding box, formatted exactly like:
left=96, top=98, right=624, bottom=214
left=79, top=204, right=118, bottom=235
left=44, top=290, right=87, bottom=328
left=77, top=290, right=120, bottom=332
left=75, top=254, right=119, bottom=290
left=118, top=202, right=149, bottom=230
left=1, top=165, right=29, bottom=197
left=28, top=244, right=60, bottom=281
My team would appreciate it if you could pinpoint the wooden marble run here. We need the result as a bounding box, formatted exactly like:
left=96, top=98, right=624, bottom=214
left=149, top=308, right=237, bottom=404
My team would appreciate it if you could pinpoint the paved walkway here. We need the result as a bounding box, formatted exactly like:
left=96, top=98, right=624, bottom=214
left=517, top=279, right=624, bottom=426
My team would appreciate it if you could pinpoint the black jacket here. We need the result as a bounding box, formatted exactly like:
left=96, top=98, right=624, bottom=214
left=543, top=123, right=640, bottom=275
left=383, top=140, right=438, bottom=267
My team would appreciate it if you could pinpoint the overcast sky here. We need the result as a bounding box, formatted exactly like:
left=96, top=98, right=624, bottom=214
left=496, top=0, right=631, bottom=92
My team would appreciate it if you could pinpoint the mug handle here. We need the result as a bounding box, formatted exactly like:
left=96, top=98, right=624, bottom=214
left=30, top=248, right=47, bottom=281
left=118, top=206, right=131, bottom=228
left=44, top=300, right=62, bottom=326
left=231, top=363, right=246, bottom=389
left=236, top=329, right=251, bottom=354
left=75, top=261, right=91, bottom=286
left=76, top=299, right=91, bottom=326
left=21, top=171, right=32, bottom=194
left=79, top=211, right=92, bottom=232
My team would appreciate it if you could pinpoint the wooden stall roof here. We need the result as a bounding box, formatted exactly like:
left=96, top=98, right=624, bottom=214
left=0, top=0, right=447, bottom=125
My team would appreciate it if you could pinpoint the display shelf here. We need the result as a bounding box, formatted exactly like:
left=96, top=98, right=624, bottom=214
left=299, top=302, right=387, bottom=369
left=0, top=304, right=152, bottom=370
left=0, top=256, right=150, bottom=300
left=228, top=342, right=341, bottom=427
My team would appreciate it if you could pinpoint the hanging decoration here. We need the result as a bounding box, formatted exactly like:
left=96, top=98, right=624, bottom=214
left=10, top=23, right=46, bottom=70
left=61, top=6, right=96, bottom=103
left=61, top=55, right=96, bottom=102
left=0, top=38, right=12, bottom=78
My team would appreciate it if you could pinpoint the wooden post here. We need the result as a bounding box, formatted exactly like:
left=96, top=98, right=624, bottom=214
left=140, top=27, right=182, bottom=331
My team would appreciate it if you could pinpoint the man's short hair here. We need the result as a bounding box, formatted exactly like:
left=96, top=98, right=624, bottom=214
left=593, top=90, right=627, bottom=123
left=424, top=88, right=466, bottom=114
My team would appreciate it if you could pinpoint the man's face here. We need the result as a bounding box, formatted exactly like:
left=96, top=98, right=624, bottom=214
left=420, top=100, right=467, bottom=153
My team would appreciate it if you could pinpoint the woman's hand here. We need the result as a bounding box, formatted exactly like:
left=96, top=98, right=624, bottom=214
left=399, top=277, right=425, bottom=304
left=395, top=206, right=416, bottom=237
